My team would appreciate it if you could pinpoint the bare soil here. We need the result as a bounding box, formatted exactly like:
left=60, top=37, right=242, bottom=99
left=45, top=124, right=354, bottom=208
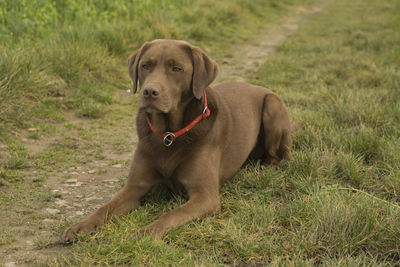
left=218, top=4, right=328, bottom=82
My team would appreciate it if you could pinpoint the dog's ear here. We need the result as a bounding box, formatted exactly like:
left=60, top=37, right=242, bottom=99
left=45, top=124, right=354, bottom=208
left=191, top=46, right=218, bottom=100
left=128, top=42, right=150, bottom=93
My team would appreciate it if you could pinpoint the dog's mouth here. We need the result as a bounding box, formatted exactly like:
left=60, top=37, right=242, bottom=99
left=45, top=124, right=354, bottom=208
left=139, top=101, right=169, bottom=114
left=143, top=104, right=165, bottom=113
left=138, top=92, right=173, bottom=114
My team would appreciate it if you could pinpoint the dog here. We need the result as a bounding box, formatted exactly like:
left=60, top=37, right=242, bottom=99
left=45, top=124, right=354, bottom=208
left=62, top=39, right=293, bottom=242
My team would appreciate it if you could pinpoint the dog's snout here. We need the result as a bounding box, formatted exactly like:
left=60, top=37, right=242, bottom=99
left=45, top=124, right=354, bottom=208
left=143, top=87, right=160, bottom=98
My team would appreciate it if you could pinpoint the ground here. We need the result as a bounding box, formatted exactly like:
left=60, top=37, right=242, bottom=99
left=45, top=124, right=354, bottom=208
left=1, top=0, right=399, bottom=265
left=0, top=4, right=326, bottom=265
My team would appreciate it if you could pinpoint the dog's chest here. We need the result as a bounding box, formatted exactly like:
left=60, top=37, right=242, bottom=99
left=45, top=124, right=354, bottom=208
left=155, top=154, right=179, bottom=178
left=154, top=152, right=186, bottom=193
left=153, top=150, right=185, bottom=193
left=139, top=135, right=195, bottom=193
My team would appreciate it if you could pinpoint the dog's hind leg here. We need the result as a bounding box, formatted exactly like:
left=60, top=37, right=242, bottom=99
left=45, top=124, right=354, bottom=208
left=261, top=93, right=292, bottom=166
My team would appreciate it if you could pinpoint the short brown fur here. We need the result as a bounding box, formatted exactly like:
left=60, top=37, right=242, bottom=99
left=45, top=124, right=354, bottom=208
left=63, top=39, right=293, bottom=241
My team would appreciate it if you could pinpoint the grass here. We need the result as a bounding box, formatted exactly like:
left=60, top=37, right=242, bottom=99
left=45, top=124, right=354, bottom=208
left=56, top=0, right=399, bottom=265
left=0, top=0, right=321, bottom=265
left=0, top=0, right=311, bottom=130
left=0, top=0, right=315, bottom=185
left=53, top=0, right=400, bottom=265
left=1, top=0, right=400, bottom=265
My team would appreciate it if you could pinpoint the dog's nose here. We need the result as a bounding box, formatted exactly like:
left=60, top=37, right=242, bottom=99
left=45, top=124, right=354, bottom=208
left=143, top=87, right=160, bottom=98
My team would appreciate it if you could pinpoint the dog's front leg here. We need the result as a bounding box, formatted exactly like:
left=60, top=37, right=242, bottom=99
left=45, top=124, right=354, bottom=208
left=139, top=153, right=221, bottom=239
left=62, top=152, right=159, bottom=242
left=138, top=189, right=221, bottom=239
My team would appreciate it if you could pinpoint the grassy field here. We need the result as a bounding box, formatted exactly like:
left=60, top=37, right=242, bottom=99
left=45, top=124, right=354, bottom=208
left=1, top=0, right=400, bottom=265
left=0, top=0, right=315, bottom=185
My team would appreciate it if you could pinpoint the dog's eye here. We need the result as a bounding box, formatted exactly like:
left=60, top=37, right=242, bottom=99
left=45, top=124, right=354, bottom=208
left=142, top=64, right=150, bottom=70
left=172, top=66, right=183, bottom=72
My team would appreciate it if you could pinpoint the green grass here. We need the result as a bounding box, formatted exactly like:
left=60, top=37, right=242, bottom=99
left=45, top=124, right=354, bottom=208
left=0, top=0, right=310, bottom=130
left=53, top=0, right=400, bottom=265
left=0, top=0, right=316, bottom=186
left=0, top=0, right=322, bottom=265
left=1, top=0, right=400, bottom=265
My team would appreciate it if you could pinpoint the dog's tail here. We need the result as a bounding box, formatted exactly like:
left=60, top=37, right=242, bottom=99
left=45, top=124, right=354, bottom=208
left=291, top=122, right=304, bottom=133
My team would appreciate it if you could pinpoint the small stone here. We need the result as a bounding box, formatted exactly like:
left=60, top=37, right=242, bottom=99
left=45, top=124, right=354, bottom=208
left=77, top=195, right=83, bottom=198
left=68, top=167, right=75, bottom=170
left=26, top=240, right=34, bottom=246
left=69, top=171, right=79, bottom=175
left=81, top=171, right=86, bottom=174
left=55, top=199, right=68, bottom=206
left=46, top=208, right=60, bottom=214
left=28, top=128, right=37, bottom=132
left=126, top=89, right=131, bottom=93
left=73, top=203, right=82, bottom=208
left=65, top=178, right=78, bottom=183
left=52, top=189, right=59, bottom=193
left=104, top=179, right=119, bottom=183
left=43, top=218, right=56, bottom=224
left=4, top=261, right=16, bottom=267
left=112, top=164, right=122, bottom=168
left=85, top=196, right=97, bottom=201
left=67, top=182, right=83, bottom=187
left=63, top=171, right=68, bottom=174
left=76, top=211, right=84, bottom=216
left=88, top=170, right=96, bottom=174
left=76, top=166, right=82, bottom=170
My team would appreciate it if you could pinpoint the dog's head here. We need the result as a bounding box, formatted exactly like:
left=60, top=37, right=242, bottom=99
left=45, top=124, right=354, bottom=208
left=128, top=39, right=218, bottom=113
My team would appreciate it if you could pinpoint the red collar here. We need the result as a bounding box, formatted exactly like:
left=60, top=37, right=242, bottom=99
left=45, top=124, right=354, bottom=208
left=145, top=93, right=211, bottom=146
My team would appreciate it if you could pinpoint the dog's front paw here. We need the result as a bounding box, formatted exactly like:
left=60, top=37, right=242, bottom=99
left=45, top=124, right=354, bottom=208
left=62, top=216, right=103, bottom=243
left=137, top=222, right=166, bottom=239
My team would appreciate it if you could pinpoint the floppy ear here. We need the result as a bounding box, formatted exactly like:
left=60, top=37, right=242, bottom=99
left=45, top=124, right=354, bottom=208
left=128, top=42, right=150, bottom=93
left=191, top=46, right=219, bottom=100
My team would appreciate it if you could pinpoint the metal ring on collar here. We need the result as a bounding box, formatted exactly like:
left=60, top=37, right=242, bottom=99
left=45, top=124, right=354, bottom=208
left=202, top=106, right=208, bottom=118
left=163, top=132, right=176, bottom=146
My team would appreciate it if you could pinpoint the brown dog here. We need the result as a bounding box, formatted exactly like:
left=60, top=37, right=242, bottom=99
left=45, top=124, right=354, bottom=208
left=62, top=39, right=292, bottom=242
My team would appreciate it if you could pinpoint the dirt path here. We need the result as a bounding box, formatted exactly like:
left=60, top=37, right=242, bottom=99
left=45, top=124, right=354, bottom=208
left=1, top=2, right=328, bottom=266
left=217, top=2, right=329, bottom=82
